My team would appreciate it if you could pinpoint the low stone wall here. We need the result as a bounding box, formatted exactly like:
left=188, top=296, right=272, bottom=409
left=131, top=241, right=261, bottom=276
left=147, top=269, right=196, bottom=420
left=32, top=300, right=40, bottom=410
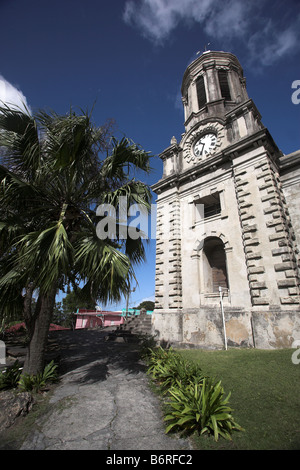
left=251, top=310, right=300, bottom=349
left=152, top=306, right=300, bottom=350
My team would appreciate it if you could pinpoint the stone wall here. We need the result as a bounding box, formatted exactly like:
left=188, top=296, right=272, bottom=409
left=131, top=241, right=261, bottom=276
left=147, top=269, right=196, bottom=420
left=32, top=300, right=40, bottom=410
left=151, top=306, right=300, bottom=350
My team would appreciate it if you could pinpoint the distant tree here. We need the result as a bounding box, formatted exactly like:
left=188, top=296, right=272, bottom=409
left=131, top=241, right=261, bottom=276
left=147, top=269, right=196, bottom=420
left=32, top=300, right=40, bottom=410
left=137, top=300, right=154, bottom=311
left=58, top=289, right=96, bottom=329
left=52, top=301, right=64, bottom=326
left=63, top=288, right=95, bottom=312
left=0, top=105, right=152, bottom=374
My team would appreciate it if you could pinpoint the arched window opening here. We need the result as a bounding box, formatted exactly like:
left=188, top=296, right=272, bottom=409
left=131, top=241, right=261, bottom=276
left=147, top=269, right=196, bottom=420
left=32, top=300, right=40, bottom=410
left=196, top=75, right=207, bottom=109
left=203, top=237, right=229, bottom=293
left=218, top=70, right=232, bottom=101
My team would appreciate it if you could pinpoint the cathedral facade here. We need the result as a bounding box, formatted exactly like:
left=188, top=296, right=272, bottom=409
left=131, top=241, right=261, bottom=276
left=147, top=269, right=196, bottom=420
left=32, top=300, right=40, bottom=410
left=151, top=50, right=300, bottom=349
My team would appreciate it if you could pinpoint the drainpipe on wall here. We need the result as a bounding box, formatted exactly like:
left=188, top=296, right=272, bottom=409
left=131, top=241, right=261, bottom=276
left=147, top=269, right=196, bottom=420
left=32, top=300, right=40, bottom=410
left=250, top=314, right=256, bottom=348
left=219, top=286, right=228, bottom=350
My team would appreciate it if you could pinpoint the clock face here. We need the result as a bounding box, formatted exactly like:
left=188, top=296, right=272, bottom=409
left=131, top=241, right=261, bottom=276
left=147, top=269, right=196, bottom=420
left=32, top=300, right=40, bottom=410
left=193, top=133, right=217, bottom=157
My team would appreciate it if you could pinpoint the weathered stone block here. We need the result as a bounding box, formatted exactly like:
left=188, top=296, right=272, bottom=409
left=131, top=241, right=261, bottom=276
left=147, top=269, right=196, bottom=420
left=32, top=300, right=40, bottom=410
left=238, top=190, right=251, bottom=197
left=251, top=281, right=267, bottom=289
left=252, top=298, right=269, bottom=305
left=269, top=232, right=286, bottom=242
left=244, top=224, right=257, bottom=233
left=272, top=247, right=289, bottom=256
left=248, top=266, right=265, bottom=274
left=247, top=252, right=262, bottom=260
left=285, top=269, right=298, bottom=278
left=245, top=238, right=259, bottom=246
left=236, top=179, right=248, bottom=187
left=288, top=288, right=299, bottom=295
left=277, top=279, right=297, bottom=288
left=264, top=205, right=280, bottom=214
left=261, top=193, right=277, bottom=202
left=240, top=202, right=253, bottom=208
left=256, top=171, right=270, bottom=180
left=266, top=219, right=282, bottom=228
left=259, top=182, right=273, bottom=191
left=275, top=261, right=296, bottom=271
left=241, top=213, right=255, bottom=221
left=280, top=296, right=300, bottom=304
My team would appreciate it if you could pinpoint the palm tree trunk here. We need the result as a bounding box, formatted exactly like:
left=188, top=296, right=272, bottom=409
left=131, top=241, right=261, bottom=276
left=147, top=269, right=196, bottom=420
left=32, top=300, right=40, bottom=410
left=23, top=287, right=56, bottom=375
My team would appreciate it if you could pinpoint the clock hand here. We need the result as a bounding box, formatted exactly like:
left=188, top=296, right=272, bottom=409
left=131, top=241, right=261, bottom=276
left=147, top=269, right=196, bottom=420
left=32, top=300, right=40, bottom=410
left=199, top=142, right=205, bottom=154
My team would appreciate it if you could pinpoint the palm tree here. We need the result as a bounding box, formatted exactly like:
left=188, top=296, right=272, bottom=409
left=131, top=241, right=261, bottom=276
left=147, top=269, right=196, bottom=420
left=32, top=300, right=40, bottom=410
left=0, top=104, right=152, bottom=374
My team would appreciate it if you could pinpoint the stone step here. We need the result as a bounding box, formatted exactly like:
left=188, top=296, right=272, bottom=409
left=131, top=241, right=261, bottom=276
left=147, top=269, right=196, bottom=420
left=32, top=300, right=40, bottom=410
left=118, top=314, right=152, bottom=335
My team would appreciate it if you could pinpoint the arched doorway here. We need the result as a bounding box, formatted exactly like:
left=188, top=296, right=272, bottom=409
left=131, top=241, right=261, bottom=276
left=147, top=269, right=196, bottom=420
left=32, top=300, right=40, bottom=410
left=202, top=237, right=229, bottom=294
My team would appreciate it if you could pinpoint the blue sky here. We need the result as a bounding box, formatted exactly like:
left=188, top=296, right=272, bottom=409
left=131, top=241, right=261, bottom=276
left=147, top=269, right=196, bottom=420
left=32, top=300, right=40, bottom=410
left=0, top=0, right=299, bottom=310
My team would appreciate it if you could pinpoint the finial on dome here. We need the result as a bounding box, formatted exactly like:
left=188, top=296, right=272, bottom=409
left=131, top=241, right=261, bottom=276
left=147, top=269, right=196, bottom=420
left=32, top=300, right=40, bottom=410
left=196, top=43, right=211, bottom=55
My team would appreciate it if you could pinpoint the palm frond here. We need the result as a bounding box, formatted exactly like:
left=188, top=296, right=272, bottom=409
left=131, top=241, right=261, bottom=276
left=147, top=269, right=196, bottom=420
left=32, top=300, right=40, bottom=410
left=15, top=216, right=73, bottom=294
left=74, top=230, right=134, bottom=303
left=0, top=105, right=41, bottom=176
left=102, top=137, right=152, bottom=179
left=0, top=164, right=40, bottom=205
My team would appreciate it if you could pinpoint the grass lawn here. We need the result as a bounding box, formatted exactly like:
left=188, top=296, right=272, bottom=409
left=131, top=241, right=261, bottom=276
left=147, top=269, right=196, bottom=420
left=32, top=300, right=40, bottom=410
left=178, top=348, right=300, bottom=450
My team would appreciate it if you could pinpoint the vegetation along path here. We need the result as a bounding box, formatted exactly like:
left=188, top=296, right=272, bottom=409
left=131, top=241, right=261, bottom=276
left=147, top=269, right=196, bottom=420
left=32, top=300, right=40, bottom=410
left=17, top=329, right=191, bottom=450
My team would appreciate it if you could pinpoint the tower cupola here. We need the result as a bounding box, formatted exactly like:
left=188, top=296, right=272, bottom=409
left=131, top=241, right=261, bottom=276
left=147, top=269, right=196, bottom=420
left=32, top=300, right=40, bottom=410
left=181, top=50, right=249, bottom=132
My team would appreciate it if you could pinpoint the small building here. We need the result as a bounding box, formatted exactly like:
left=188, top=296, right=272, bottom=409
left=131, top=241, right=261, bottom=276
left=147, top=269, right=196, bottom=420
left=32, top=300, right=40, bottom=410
left=98, top=311, right=125, bottom=328
left=74, top=308, right=124, bottom=329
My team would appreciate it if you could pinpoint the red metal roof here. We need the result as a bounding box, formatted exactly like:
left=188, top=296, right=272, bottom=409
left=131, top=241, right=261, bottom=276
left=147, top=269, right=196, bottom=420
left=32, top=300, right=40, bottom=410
left=5, top=322, right=69, bottom=332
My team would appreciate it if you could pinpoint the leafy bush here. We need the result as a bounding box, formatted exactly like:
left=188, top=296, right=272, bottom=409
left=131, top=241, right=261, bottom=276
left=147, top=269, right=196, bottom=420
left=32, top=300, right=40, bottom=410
left=0, top=360, right=58, bottom=392
left=0, top=360, right=22, bottom=390
left=18, top=360, right=58, bottom=392
left=147, top=348, right=204, bottom=393
left=164, top=378, right=243, bottom=441
left=138, top=334, right=158, bottom=358
left=144, top=346, right=243, bottom=442
left=145, top=346, right=175, bottom=378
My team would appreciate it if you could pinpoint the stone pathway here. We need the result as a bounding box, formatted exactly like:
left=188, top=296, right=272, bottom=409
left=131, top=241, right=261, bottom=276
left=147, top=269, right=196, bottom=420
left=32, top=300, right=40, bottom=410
left=20, top=329, right=192, bottom=450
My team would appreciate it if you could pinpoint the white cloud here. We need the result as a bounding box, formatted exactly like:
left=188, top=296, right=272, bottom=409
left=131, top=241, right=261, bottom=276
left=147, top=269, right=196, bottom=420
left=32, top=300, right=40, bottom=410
left=0, top=75, right=30, bottom=113
left=123, top=0, right=300, bottom=67
left=204, top=0, right=253, bottom=39
left=247, top=17, right=300, bottom=67
left=123, top=0, right=217, bottom=44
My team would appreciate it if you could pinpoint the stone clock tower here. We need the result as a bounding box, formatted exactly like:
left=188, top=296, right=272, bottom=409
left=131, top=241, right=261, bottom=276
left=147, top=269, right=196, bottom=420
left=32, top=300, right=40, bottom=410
left=151, top=50, right=300, bottom=349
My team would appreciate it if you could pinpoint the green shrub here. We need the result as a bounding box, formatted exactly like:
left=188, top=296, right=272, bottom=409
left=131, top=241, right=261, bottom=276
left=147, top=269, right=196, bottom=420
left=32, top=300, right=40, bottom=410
left=0, top=360, right=22, bottom=390
left=164, top=377, right=243, bottom=441
left=144, top=346, right=173, bottom=365
left=144, top=346, right=243, bottom=442
left=18, top=360, right=58, bottom=392
left=147, top=350, right=204, bottom=393
left=138, top=334, right=158, bottom=358
left=146, top=347, right=176, bottom=378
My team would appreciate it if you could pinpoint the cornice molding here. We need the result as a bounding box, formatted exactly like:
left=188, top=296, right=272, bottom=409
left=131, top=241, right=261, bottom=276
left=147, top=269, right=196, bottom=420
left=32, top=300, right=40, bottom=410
left=152, top=128, right=281, bottom=194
